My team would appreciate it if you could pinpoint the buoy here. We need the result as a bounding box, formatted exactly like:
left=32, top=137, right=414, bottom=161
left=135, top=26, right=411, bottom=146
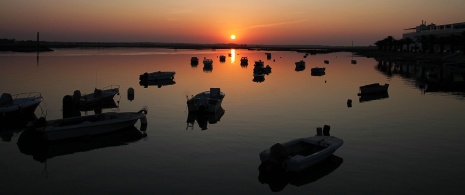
left=316, top=127, right=323, bottom=136
left=347, top=99, right=352, bottom=108
left=323, top=125, right=330, bottom=136
left=127, top=87, right=134, bottom=101
left=63, top=95, right=74, bottom=118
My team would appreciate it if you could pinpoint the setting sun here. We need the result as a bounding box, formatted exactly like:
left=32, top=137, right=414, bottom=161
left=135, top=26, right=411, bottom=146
left=230, top=35, right=236, bottom=40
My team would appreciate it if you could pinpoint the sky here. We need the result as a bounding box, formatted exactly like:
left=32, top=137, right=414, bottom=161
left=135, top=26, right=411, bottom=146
left=1, top=0, right=465, bottom=46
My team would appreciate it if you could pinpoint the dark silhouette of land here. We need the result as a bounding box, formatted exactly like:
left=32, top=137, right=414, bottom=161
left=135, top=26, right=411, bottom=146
left=2, top=37, right=464, bottom=64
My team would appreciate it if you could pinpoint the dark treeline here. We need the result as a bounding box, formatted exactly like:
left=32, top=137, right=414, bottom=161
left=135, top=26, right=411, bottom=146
left=374, top=32, right=465, bottom=54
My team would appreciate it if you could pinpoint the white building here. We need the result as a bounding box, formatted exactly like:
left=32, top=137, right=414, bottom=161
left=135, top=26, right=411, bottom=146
left=403, top=21, right=465, bottom=40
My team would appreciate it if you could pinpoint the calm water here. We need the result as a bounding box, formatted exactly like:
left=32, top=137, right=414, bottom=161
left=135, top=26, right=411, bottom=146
left=1, top=48, right=465, bottom=194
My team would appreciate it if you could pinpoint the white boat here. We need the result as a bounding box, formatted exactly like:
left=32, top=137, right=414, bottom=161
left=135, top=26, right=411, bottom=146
left=187, top=88, right=225, bottom=113
left=1, top=92, right=42, bottom=120
left=32, top=109, right=148, bottom=141
left=359, top=83, right=389, bottom=95
left=240, top=57, right=248, bottom=65
left=139, top=71, right=175, bottom=81
left=78, top=85, right=120, bottom=107
left=295, top=60, right=306, bottom=67
left=311, top=67, right=326, bottom=74
left=259, top=126, right=343, bottom=172
left=203, top=58, right=213, bottom=67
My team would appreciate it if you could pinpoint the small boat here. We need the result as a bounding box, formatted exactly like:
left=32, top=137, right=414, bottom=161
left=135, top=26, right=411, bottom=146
left=295, top=60, right=306, bottom=67
left=240, top=57, right=248, bottom=65
left=351, top=60, right=357, bottom=64
left=254, top=60, right=272, bottom=74
left=311, top=67, right=326, bottom=74
left=191, top=57, right=199, bottom=65
left=77, top=85, right=119, bottom=107
left=203, top=58, right=213, bottom=67
left=324, top=60, right=329, bottom=64
left=0, top=92, right=42, bottom=121
left=265, top=53, right=272, bottom=59
left=358, top=83, right=389, bottom=95
left=139, top=71, right=175, bottom=81
left=31, top=109, right=148, bottom=141
left=187, top=88, right=225, bottom=113
left=219, top=55, right=226, bottom=62
left=259, top=126, right=343, bottom=172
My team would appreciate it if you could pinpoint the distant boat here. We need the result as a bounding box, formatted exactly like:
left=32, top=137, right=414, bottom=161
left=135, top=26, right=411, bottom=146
left=259, top=126, right=343, bottom=172
left=30, top=109, right=148, bottom=141
left=311, top=67, right=326, bottom=74
left=240, top=57, right=249, bottom=65
left=265, top=53, right=272, bottom=59
left=203, top=58, right=213, bottom=67
left=0, top=92, right=42, bottom=121
left=253, top=74, right=266, bottom=83
left=78, top=85, right=120, bottom=108
left=187, top=88, right=225, bottom=113
left=351, top=60, right=357, bottom=64
left=139, top=71, right=175, bottom=81
left=191, top=57, right=199, bottom=65
left=219, top=55, right=226, bottom=62
left=254, top=60, right=272, bottom=74
left=324, top=60, right=329, bottom=64
left=295, top=60, right=306, bottom=67
left=358, top=83, right=389, bottom=95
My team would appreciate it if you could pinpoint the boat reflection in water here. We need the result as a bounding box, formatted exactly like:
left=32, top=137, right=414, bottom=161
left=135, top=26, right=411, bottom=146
left=186, top=108, right=225, bottom=130
left=359, top=92, right=389, bottom=103
left=139, top=79, right=176, bottom=88
left=17, top=125, right=147, bottom=163
left=253, top=74, right=266, bottom=83
left=258, top=155, right=343, bottom=192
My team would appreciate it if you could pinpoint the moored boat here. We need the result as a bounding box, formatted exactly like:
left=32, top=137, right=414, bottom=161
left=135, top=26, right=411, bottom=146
left=358, top=83, right=389, bottom=95
left=219, top=55, right=226, bottom=62
left=311, top=67, right=325, bottom=74
left=240, top=57, right=248, bottom=65
left=254, top=60, right=272, bottom=74
left=259, top=126, right=343, bottom=172
left=78, top=85, right=120, bottom=108
left=191, top=57, right=199, bottom=64
left=31, top=109, right=148, bottom=141
left=203, top=58, right=213, bottom=67
left=187, top=88, right=225, bottom=113
left=0, top=92, right=42, bottom=121
left=139, top=71, right=175, bottom=81
left=295, top=60, right=306, bottom=67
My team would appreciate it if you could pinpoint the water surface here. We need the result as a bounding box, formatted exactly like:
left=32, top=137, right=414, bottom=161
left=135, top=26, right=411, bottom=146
left=1, top=48, right=465, bottom=194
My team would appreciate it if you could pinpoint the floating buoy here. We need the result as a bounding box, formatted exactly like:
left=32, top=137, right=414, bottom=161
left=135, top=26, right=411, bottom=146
left=127, top=87, right=134, bottom=101
left=323, top=125, right=330, bottom=136
left=316, top=127, right=323, bottom=136
left=347, top=99, right=352, bottom=108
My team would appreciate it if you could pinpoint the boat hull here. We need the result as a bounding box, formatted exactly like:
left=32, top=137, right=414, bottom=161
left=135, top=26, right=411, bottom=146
left=359, top=83, right=389, bottom=95
left=259, top=136, right=343, bottom=172
left=35, top=111, right=146, bottom=141
left=1, top=95, right=42, bottom=121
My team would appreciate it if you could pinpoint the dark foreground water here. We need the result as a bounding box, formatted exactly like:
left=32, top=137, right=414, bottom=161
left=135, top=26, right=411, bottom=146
left=1, top=48, right=465, bottom=194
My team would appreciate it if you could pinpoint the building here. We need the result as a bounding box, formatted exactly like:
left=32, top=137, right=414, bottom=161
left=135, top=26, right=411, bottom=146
left=403, top=21, right=465, bottom=40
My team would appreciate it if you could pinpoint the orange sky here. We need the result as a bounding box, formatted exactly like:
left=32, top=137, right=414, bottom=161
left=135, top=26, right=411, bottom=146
left=1, top=0, right=465, bottom=46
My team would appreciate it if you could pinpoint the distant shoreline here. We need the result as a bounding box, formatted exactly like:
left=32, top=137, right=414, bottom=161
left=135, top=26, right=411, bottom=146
left=2, top=41, right=463, bottom=64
